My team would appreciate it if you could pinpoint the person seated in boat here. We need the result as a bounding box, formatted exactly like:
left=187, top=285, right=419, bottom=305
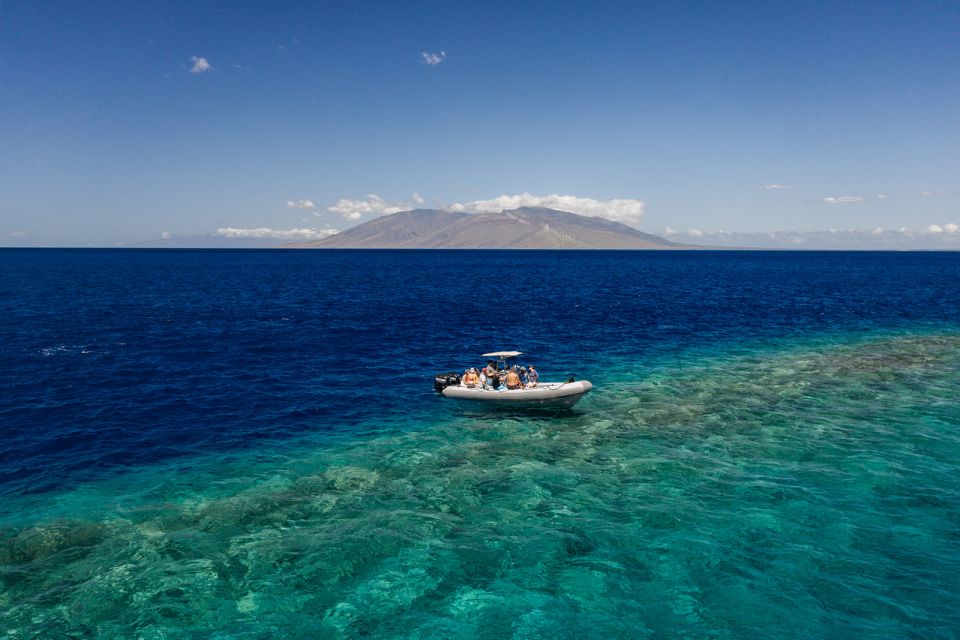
left=483, top=361, right=500, bottom=389
left=504, top=367, right=523, bottom=390
left=526, top=364, right=539, bottom=388
left=462, top=368, right=479, bottom=388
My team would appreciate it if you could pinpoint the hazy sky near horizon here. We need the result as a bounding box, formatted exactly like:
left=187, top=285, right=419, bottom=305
left=1, top=0, right=959, bottom=246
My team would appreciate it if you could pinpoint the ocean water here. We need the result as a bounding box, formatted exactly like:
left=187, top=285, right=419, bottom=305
left=1, top=249, right=959, bottom=638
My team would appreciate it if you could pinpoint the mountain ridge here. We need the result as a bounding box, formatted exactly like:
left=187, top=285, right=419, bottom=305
left=287, top=207, right=692, bottom=249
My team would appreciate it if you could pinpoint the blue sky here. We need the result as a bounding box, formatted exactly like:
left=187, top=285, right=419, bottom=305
left=1, top=0, right=958, bottom=247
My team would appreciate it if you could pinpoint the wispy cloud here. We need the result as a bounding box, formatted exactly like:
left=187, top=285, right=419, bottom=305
left=823, top=196, right=864, bottom=204
left=449, top=193, right=646, bottom=225
left=286, top=199, right=316, bottom=209
left=763, top=184, right=792, bottom=190
left=161, top=231, right=171, bottom=240
left=277, top=38, right=301, bottom=52
left=919, top=190, right=959, bottom=197
left=216, top=227, right=338, bottom=240
left=663, top=223, right=960, bottom=249
left=190, top=56, right=212, bottom=73
left=420, top=50, right=446, bottom=66
left=820, top=193, right=892, bottom=204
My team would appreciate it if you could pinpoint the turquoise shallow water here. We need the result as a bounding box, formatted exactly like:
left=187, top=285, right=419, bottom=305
left=3, top=330, right=959, bottom=638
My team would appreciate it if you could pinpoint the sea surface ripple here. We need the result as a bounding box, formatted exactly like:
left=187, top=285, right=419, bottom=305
left=1, top=249, right=959, bottom=638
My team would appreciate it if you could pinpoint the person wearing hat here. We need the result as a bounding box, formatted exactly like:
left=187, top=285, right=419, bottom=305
left=526, top=364, right=539, bottom=388
left=462, top=367, right=479, bottom=388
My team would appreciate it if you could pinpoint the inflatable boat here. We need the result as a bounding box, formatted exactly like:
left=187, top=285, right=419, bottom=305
left=434, top=351, right=593, bottom=409
left=441, top=380, right=593, bottom=408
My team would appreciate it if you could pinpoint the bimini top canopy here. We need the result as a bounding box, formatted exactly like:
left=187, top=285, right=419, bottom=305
left=482, top=351, right=523, bottom=358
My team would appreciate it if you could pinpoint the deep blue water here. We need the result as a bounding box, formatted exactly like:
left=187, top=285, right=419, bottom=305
left=3, top=249, right=958, bottom=496
left=2, top=249, right=960, bottom=638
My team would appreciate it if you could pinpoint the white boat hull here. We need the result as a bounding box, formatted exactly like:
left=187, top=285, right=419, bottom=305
left=442, top=380, right=592, bottom=408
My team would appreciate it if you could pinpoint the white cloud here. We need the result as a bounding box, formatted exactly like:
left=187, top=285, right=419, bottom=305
left=449, top=193, right=646, bottom=225
left=823, top=196, right=863, bottom=204
left=326, top=194, right=408, bottom=220
left=763, top=184, right=792, bottom=190
left=322, top=192, right=644, bottom=224
left=287, top=199, right=316, bottom=209
left=877, top=193, right=888, bottom=199
left=658, top=226, right=960, bottom=249
left=664, top=226, right=677, bottom=235
left=924, top=222, right=960, bottom=234
left=324, top=193, right=426, bottom=220
left=9, top=230, right=29, bottom=237
left=217, top=227, right=338, bottom=240
left=190, top=56, right=212, bottom=73
left=161, top=231, right=171, bottom=240
left=420, top=50, right=446, bottom=66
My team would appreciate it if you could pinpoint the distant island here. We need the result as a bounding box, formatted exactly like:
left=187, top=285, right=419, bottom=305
left=286, top=207, right=692, bottom=249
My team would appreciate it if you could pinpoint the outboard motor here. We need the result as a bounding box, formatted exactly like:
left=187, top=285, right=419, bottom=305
left=434, top=371, right=462, bottom=393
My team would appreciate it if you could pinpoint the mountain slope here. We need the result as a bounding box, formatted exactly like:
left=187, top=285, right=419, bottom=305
left=289, top=207, right=689, bottom=249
